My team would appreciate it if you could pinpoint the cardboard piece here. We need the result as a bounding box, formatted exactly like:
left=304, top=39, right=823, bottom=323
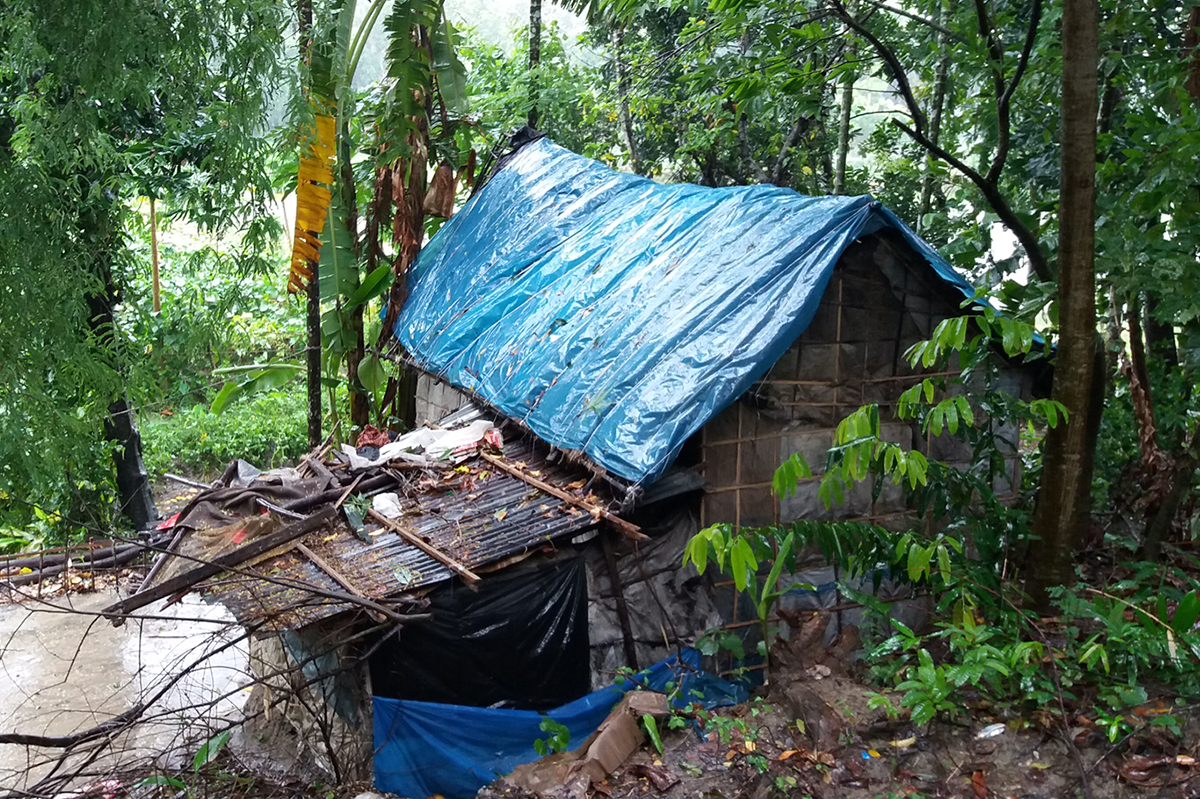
left=505, top=691, right=670, bottom=797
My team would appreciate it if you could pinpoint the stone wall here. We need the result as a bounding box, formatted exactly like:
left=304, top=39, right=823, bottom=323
left=414, top=372, right=470, bottom=425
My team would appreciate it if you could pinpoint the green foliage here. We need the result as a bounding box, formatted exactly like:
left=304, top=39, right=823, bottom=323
left=119, top=238, right=302, bottom=408
left=684, top=523, right=805, bottom=671
left=864, top=572, right=1200, bottom=731
left=459, top=23, right=614, bottom=159
left=140, top=730, right=233, bottom=796
left=641, top=713, right=664, bottom=753
left=210, top=364, right=305, bottom=415
left=0, top=0, right=287, bottom=530
left=533, top=716, right=571, bottom=756
left=142, top=390, right=308, bottom=478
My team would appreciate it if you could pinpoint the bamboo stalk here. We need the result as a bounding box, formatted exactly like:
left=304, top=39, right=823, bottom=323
left=150, top=197, right=161, bottom=314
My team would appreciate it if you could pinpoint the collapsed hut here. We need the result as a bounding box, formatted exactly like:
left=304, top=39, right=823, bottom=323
left=95, top=134, right=1043, bottom=798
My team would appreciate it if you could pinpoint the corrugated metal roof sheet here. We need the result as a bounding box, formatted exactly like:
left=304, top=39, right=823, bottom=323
left=183, top=429, right=604, bottom=630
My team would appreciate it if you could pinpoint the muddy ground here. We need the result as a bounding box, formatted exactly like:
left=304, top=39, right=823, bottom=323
left=486, top=642, right=1200, bottom=799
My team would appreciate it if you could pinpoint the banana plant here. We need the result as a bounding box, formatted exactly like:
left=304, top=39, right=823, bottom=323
left=217, top=0, right=470, bottom=427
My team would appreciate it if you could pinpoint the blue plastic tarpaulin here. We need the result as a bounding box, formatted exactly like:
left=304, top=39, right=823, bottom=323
left=393, top=137, right=975, bottom=485
left=373, top=649, right=746, bottom=799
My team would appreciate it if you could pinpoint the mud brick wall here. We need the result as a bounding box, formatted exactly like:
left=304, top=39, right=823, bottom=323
left=699, top=232, right=1028, bottom=530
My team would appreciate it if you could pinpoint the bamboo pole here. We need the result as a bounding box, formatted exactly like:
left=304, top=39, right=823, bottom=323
left=150, top=197, right=161, bottom=314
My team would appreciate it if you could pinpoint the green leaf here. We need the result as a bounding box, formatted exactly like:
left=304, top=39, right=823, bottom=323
left=943, top=400, right=959, bottom=434
left=210, top=380, right=242, bottom=415
left=757, top=533, right=794, bottom=619
left=244, top=364, right=304, bottom=393
left=772, top=452, right=812, bottom=497
left=193, top=730, right=231, bottom=773
left=642, top=713, right=663, bottom=753
left=936, top=543, right=951, bottom=580
left=685, top=534, right=708, bottom=574
left=358, top=353, right=387, bottom=397
left=731, top=538, right=756, bottom=592
left=318, top=181, right=358, bottom=299
left=344, top=263, right=394, bottom=309
left=928, top=406, right=944, bottom=437
left=211, top=364, right=303, bottom=414
left=1173, top=591, right=1200, bottom=635
left=1000, top=319, right=1018, bottom=355
left=138, top=776, right=187, bottom=790
left=907, top=543, right=933, bottom=582
left=431, top=16, right=469, bottom=113
left=955, top=396, right=974, bottom=428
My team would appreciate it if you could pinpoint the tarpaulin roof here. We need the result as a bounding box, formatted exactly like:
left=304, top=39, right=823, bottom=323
left=392, top=136, right=976, bottom=485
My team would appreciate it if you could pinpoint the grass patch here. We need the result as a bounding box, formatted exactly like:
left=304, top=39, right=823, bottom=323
left=142, top=389, right=308, bottom=478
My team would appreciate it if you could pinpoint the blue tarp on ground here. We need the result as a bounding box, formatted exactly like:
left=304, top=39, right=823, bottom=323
left=392, top=137, right=975, bottom=485
left=373, top=649, right=747, bottom=799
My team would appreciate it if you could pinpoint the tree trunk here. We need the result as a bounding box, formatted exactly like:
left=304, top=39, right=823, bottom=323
left=614, top=27, right=641, bottom=175
left=82, top=201, right=158, bottom=529
left=1025, top=0, right=1099, bottom=608
left=105, top=396, right=157, bottom=529
left=378, top=128, right=430, bottom=432
left=1143, top=294, right=1179, bottom=368
left=917, top=13, right=949, bottom=229
left=528, top=0, right=542, bottom=128
left=833, top=63, right=854, bottom=195
left=338, top=130, right=369, bottom=429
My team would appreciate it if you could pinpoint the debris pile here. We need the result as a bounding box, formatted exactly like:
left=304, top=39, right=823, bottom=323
left=100, top=404, right=637, bottom=632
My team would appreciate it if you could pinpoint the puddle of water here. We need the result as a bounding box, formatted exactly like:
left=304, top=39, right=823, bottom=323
left=0, top=591, right=250, bottom=792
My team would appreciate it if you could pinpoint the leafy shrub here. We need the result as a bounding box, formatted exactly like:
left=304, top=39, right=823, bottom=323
left=141, top=388, right=308, bottom=477
left=117, top=235, right=303, bottom=408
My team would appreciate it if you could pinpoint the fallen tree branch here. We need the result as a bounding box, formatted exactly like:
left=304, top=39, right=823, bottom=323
left=100, top=508, right=337, bottom=620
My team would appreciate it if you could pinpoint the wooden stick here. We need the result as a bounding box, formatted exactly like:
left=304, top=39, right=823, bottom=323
left=300, top=455, right=337, bottom=489
left=334, top=473, right=364, bottom=508
left=295, top=542, right=386, bottom=623
left=256, top=497, right=305, bottom=520
left=479, top=451, right=646, bottom=541
left=366, top=508, right=481, bottom=585
left=101, top=507, right=337, bottom=619
left=163, top=473, right=211, bottom=490
left=282, top=472, right=396, bottom=514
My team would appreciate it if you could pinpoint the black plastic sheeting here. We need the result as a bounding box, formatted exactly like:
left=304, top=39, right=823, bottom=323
left=370, top=555, right=589, bottom=711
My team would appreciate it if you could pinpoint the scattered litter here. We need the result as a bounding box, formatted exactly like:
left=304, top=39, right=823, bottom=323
left=975, top=723, right=1006, bottom=739
left=804, top=664, right=832, bottom=680
left=625, top=763, right=679, bottom=792
left=889, top=736, right=917, bottom=749
left=357, top=425, right=391, bottom=448
left=373, top=492, right=403, bottom=519
left=1119, top=754, right=1198, bottom=782
left=342, top=420, right=496, bottom=470
left=861, top=749, right=880, bottom=759
left=780, top=749, right=835, bottom=767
